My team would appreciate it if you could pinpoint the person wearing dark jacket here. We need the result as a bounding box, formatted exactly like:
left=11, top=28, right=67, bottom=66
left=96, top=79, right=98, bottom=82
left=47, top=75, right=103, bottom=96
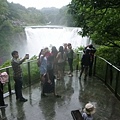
left=79, top=49, right=90, bottom=80
left=83, top=44, right=96, bottom=76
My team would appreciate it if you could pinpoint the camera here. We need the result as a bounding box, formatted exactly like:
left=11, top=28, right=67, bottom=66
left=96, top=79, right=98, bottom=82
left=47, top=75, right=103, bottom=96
left=26, top=54, right=29, bottom=59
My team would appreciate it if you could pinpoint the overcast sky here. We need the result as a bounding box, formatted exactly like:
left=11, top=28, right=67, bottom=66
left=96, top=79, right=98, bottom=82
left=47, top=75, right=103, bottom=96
left=7, top=0, right=72, bottom=9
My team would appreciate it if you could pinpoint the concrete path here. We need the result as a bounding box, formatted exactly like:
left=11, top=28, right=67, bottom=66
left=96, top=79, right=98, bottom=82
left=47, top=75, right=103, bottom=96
left=1, top=71, right=120, bottom=120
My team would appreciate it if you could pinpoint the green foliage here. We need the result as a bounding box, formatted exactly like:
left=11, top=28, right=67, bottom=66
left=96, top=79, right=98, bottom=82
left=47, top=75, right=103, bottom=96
left=40, top=6, right=72, bottom=26
left=73, top=46, right=84, bottom=69
left=68, top=0, right=120, bottom=48
left=68, top=0, right=120, bottom=67
left=74, top=46, right=84, bottom=52
left=8, top=3, right=46, bottom=26
left=0, top=60, right=11, bottom=69
left=96, top=46, right=120, bottom=66
left=30, top=55, right=38, bottom=60
left=0, top=59, right=40, bottom=93
left=0, top=0, right=8, bottom=15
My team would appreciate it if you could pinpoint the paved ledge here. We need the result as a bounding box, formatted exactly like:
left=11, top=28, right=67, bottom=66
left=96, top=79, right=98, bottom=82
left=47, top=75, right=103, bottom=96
left=1, top=71, right=120, bottom=120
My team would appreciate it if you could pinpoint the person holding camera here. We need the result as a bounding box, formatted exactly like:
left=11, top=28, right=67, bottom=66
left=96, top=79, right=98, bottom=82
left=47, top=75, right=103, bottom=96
left=11, top=51, right=29, bottom=102
left=83, top=44, right=96, bottom=76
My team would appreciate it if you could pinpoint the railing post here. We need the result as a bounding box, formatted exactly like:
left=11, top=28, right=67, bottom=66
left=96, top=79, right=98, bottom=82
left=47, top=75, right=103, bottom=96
left=109, top=65, right=113, bottom=86
left=75, top=53, right=80, bottom=71
left=6, top=68, right=12, bottom=95
left=105, top=63, right=108, bottom=85
left=28, top=61, right=31, bottom=85
left=115, top=71, right=119, bottom=96
left=93, top=55, right=97, bottom=76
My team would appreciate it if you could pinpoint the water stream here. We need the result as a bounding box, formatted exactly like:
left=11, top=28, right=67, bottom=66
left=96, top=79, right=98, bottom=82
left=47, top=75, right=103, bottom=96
left=25, top=26, right=91, bottom=57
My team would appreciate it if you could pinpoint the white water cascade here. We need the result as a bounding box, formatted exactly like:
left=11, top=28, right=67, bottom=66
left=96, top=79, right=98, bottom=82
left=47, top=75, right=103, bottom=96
left=25, top=26, right=91, bottom=57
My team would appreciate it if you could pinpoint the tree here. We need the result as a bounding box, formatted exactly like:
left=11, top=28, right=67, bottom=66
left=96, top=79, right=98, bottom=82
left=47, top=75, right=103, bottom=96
left=68, top=0, right=120, bottom=48
left=68, top=0, right=120, bottom=66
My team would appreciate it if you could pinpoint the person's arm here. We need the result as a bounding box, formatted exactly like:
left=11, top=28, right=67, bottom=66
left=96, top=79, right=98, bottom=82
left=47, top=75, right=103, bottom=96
left=92, top=47, right=96, bottom=54
left=56, top=52, right=60, bottom=61
left=46, top=72, right=51, bottom=83
left=19, top=54, right=29, bottom=64
left=81, top=54, right=84, bottom=66
left=11, top=55, right=28, bottom=69
left=71, top=49, right=74, bottom=58
left=64, top=52, right=67, bottom=61
left=19, top=57, right=26, bottom=64
left=43, top=72, right=51, bottom=84
left=83, top=46, right=87, bottom=53
left=82, top=113, right=87, bottom=120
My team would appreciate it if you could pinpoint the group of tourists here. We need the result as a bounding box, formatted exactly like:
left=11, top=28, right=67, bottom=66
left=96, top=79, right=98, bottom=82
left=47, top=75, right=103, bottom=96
left=79, top=44, right=96, bottom=80
left=0, top=43, right=75, bottom=109
left=37, top=43, right=74, bottom=97
left=0, top=43, right=96, bottom=120
left=37, top=43, right=96, bottom=98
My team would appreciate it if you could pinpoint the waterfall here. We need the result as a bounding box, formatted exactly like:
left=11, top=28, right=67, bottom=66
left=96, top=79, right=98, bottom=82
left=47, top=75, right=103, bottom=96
left=25, top=26, right=91, bottom=57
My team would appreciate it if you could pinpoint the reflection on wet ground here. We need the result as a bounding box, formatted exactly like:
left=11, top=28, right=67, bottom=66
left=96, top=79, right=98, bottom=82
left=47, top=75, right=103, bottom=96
left=1, top=71, right=120, bottom=120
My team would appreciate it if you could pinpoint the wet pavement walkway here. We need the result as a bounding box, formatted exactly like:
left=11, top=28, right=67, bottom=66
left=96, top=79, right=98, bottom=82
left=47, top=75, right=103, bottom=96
left=1, top=71, right=120, bottom=120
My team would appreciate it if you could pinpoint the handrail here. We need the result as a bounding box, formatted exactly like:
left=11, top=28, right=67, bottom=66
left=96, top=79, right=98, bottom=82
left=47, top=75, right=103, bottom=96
left=0, top=59, right=39, bottom=97
left=94, top=56, right=120, bottom=100
left=1, top=56, right=120, bottom=101
left=0, top=59, right=36, bottom=71
left=98, top=56, right=120, bottom=71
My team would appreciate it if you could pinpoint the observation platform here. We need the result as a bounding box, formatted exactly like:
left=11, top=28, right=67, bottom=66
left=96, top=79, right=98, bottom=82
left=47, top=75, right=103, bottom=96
left=1, top=71, right=120, bottom=120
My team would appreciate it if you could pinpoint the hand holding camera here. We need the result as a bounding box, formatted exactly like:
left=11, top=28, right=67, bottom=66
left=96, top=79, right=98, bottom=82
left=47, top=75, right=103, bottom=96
left=25, top=54, right=29, bottom=59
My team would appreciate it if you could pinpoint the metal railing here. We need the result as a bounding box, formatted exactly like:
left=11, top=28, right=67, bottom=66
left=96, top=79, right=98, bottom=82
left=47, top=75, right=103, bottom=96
left=0, top=59, right=40, bottom=97
left=93, top=56, right=120, bottom=100
left=1, top=56, right=120, bottom=101
left=1, top=58, right=77, bottom=97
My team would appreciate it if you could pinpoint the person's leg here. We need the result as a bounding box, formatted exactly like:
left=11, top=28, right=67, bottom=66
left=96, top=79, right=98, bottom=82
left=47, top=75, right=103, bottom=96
left=14, top=81, right=19, bottom=100
left=53, top=79, right=61, bottom=98
left=89, top=61, right=93, bottom=76
left=0, top=83, right=8, bottom=108
left=68, top=58, right=71, bottom=74
left=59, top=62, right=64, bottom=79
left=63, top=61, right=66, bottom=74
left=57, top=64, right=60, bottom=80
left=68, top=58, right=73, bottom=76
left=41, top=74, right=47, bottom=96
left=79, top=66, right=84, bottom=79
left=41, top=83, right=47, bottom=97
left=84, top=66, right=88, bottom=80
left=14, top=77, right=27, bottom=102
left=49, top=70, right=61, bottom=98
left=14, top=78, right=23, bottom=100
left=53, top=63, right=58, bottom=76
left=70, top=59, right=73, bottom=73
left=0, top=83, right=5, bottom=106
